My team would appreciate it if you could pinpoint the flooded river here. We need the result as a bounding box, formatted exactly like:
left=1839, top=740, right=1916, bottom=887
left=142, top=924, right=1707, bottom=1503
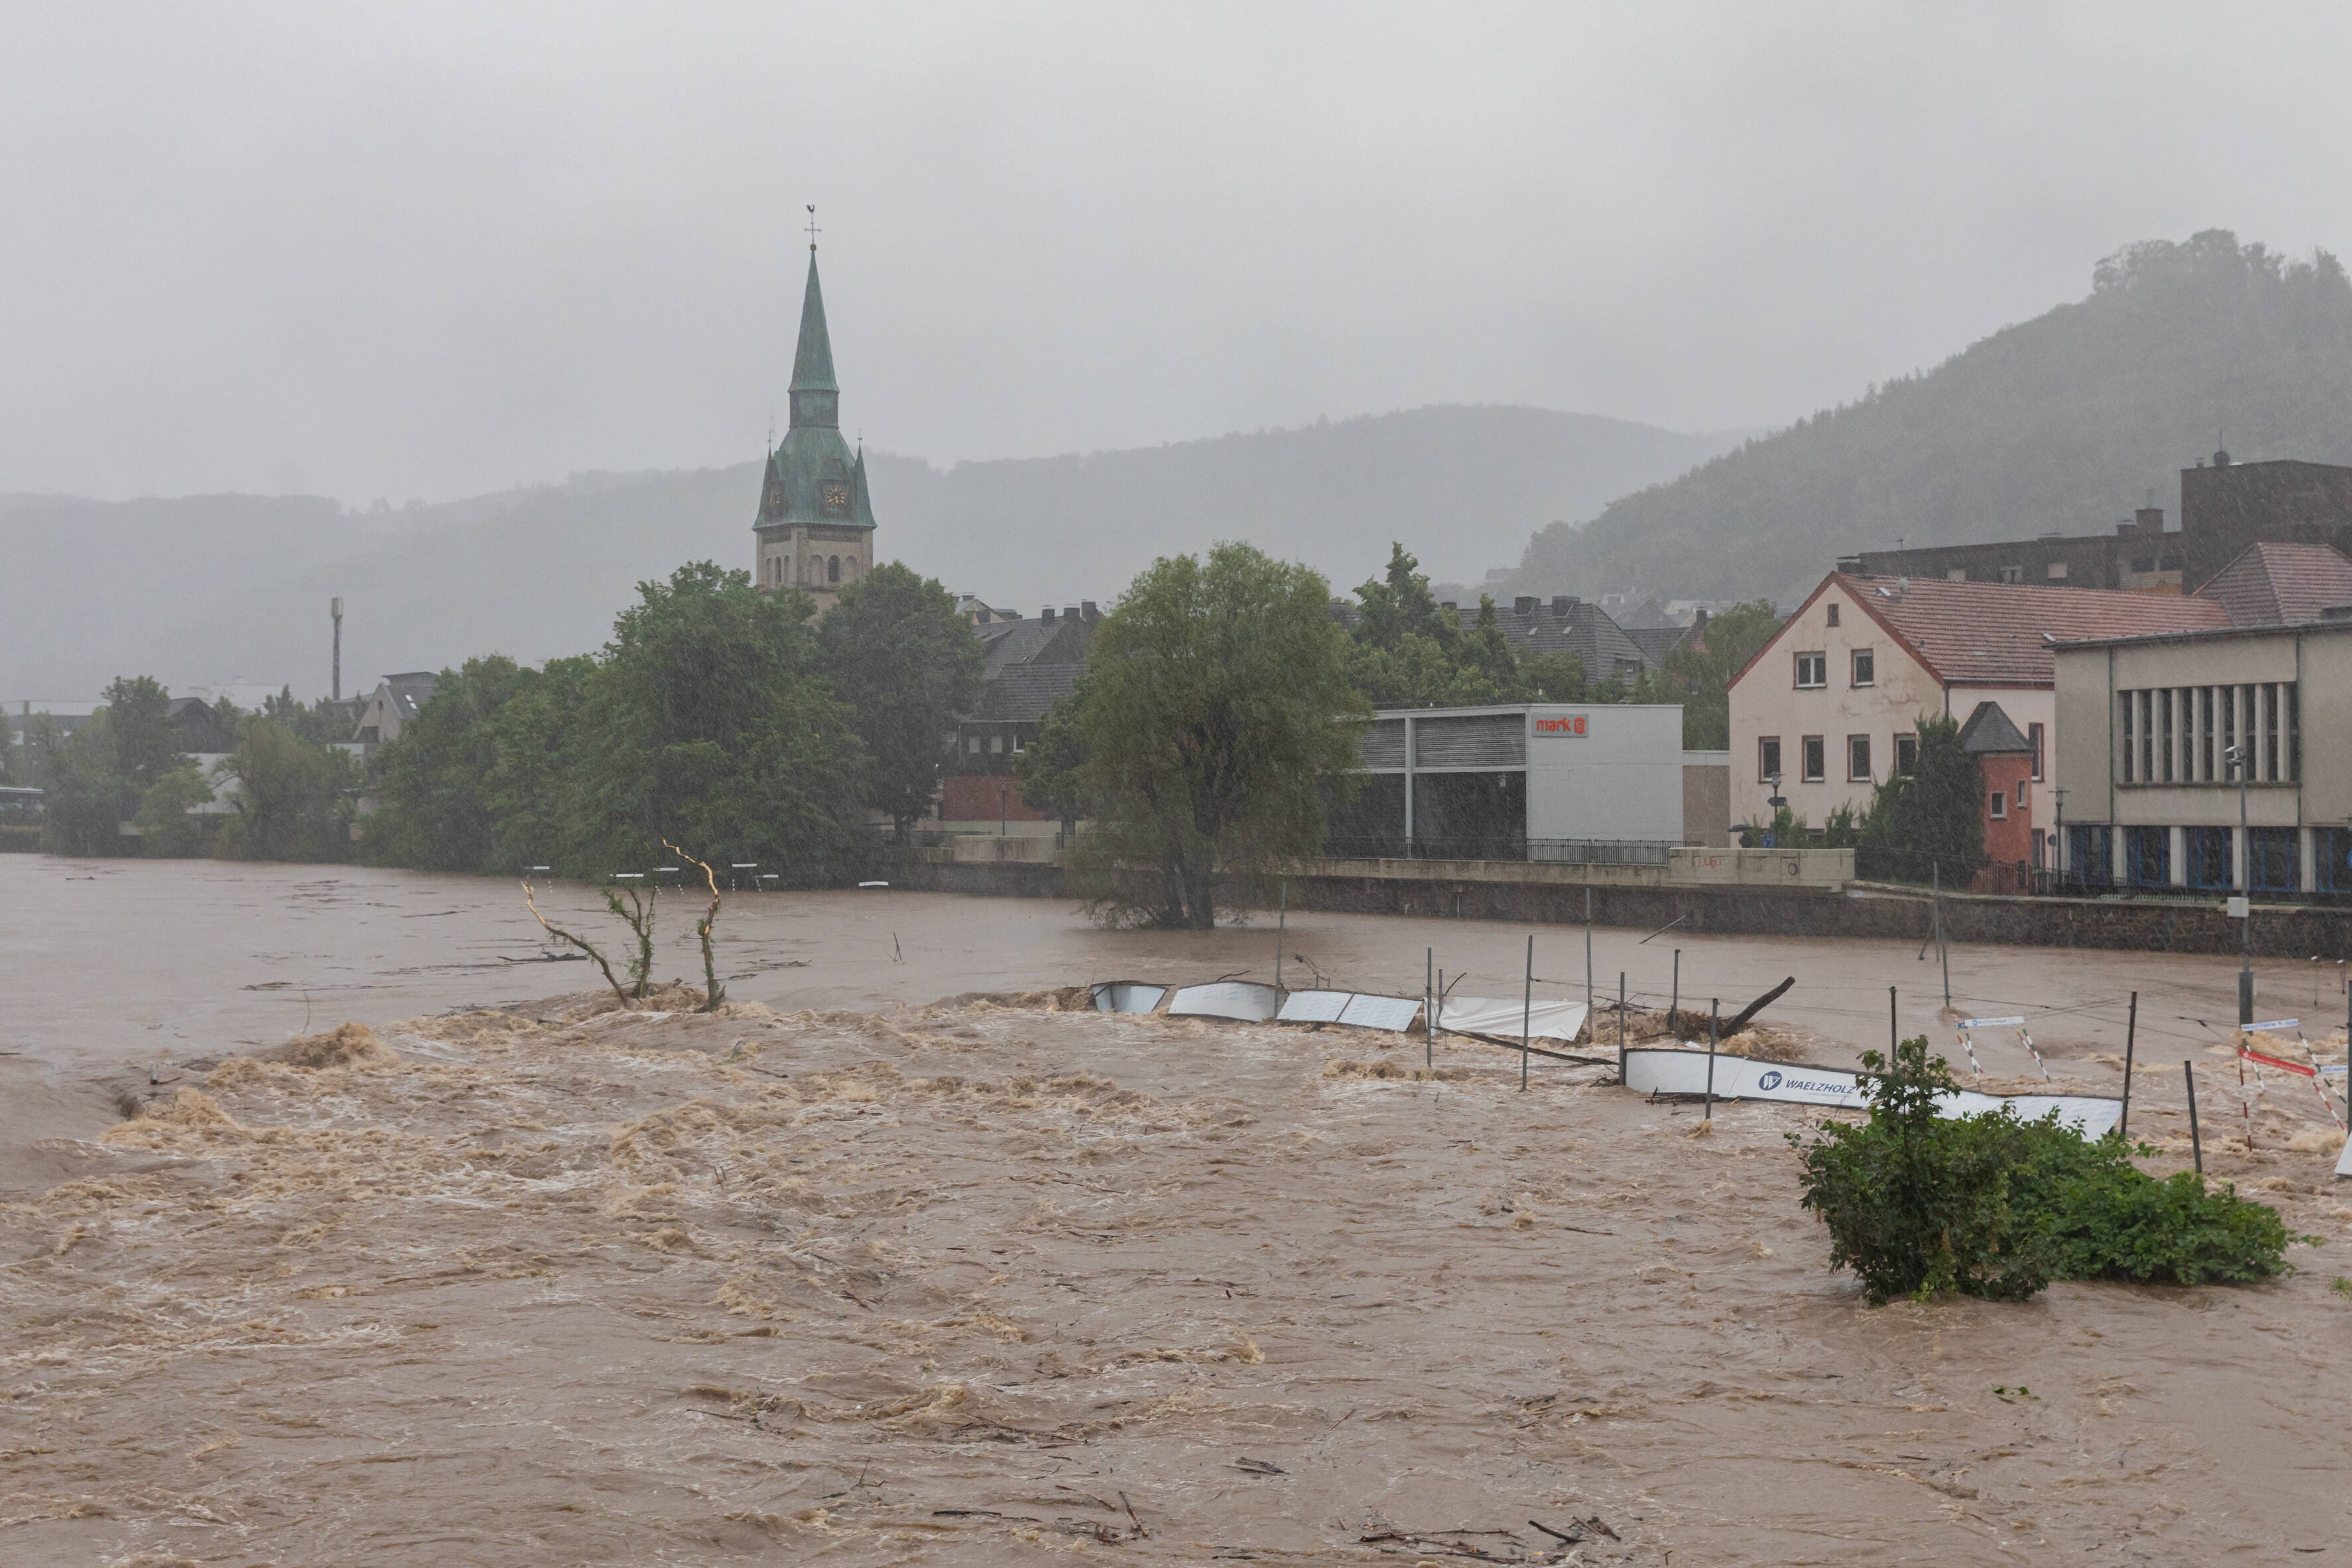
left=1, top=856, right=2347, bottom=1563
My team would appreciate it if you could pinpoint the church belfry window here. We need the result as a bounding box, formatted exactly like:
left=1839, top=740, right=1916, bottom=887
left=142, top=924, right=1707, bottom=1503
left=828, top=556, right=840, bottom=584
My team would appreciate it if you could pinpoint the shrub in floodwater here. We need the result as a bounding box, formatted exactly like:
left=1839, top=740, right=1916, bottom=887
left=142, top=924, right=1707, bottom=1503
left=1790, top=1037, right=2304, bottom=1305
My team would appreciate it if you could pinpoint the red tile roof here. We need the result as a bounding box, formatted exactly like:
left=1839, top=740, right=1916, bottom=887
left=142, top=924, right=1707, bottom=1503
left=1834, top=574, right=2229, bottom=687
left=2192, top=542, right=2352, bottom=627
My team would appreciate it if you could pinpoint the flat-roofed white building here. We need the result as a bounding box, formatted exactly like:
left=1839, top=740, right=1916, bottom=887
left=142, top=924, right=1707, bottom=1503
left=1330, top=703, right=1717, bottom=861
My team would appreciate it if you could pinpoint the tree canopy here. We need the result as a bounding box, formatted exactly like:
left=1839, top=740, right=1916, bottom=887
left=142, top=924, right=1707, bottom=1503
left=1859, top=713, right=1987, bottom=884
left=40, top=676, right=189, bottom=856
left=819, top=561, right=984, bottom=840
left=363, top=563, right=868, bottom=880
left=1058, top=543, right=1366, bottom=928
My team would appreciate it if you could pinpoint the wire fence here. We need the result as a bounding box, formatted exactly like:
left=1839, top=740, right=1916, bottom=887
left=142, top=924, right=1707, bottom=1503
left=1318, top=836, right=1677, bottom=866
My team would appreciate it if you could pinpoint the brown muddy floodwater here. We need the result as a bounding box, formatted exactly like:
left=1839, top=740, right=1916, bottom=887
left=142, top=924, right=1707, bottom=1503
left=1, top=855, right=2348, bottom=1565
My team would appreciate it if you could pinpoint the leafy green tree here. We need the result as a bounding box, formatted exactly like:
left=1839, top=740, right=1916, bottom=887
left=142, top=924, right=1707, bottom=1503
left=214, top=715, right=360, bottom=861
left=358, top=656, right=535, bottom=872
left=1860, top=713, right=1986, bottom=884
left=1520, top=649, right=1587, bottom=701
left=1014, top=682, right=1095, bottom=836
left=1352, top=542, right=1461, bottom=655
left=556, top=562, right=866, bottom=877
left=133, top=763, right=217, bottom=856
left=1656, top=601, right=1780, bottom=749
left=1063, top=544, right=1366, bottom=928
left=263, top=687, right=360, bottom=746
left=1794, top=1037, right=2302, bottom=1304
left=40, top=676, right=187, bottom=856
left=819, top=561, right=984, bottom=841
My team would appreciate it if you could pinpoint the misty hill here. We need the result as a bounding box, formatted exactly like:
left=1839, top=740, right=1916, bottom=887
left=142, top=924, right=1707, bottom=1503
left=1496, top=231, right=2352, bottom=606
left=2, top=405, right=1739, bottom=702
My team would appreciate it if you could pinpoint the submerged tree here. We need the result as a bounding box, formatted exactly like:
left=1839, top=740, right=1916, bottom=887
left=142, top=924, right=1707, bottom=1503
left=1063, top=543, right=1367, bottom=928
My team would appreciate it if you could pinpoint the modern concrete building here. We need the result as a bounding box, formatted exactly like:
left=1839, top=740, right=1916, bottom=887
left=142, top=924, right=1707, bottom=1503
left=2052, top=614, right=2352, bottom=896
left=1330, top=702, right=1714, bottom=860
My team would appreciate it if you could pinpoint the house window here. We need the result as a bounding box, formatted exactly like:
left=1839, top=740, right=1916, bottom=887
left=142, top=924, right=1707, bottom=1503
left=1801, top=736, right=1825, bottom=782
left=2118, top=692, right=2135, bottom=783
left=1990, top=791, right=2007, bottom=820
left=1894, top=733, right=1918, bottom=775
left=1946, top=569, right=1966, bottom=581
left=2027, top=722, right=2044, bottom=782
left=1826, top=603, right=1840, bottom=627
left=1759, top=736, right=1782, bottom=781
left=988, top=735, right=1004, bottom=755
left=1847, top=735, right=1871, bottom=781
left=828, top=555, right=841, bottom=584
left=2000, top=564, right=2023, bottom=584
left=966, top=736, right=982, bottom=755
left=1794, top=653, right=1827, bottom=688
left=1850, top=648, right=1873, bottom=686
left=2047, top=561, right=2069, bottom=580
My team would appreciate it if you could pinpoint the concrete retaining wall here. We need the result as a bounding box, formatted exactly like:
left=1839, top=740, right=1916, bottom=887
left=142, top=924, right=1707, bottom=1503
left=900, top=849, right=2352, bottom=958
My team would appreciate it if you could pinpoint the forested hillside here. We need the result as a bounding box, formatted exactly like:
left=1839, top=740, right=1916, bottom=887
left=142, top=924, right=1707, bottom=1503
left=1495, top=232, right=2352, bottom=605
left=3, top=406, right=1737, bottom=701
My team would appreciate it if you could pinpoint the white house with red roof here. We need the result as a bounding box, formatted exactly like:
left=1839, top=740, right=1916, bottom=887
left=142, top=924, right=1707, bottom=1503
left=1729, top=574, right=2229, bottom=860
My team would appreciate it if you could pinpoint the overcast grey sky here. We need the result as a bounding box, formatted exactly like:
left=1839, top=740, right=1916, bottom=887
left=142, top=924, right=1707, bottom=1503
left=6, top=2, right=2351, bottom=504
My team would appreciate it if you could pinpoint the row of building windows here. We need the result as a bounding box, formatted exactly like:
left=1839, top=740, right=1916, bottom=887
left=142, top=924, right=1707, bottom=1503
left=2116, top=682, right=2298, bottom=785
left=2064, top=823, right=2351, bottom=893
left=765, top=553, right=860, bottom=588
left=1792, top=648, right=1873, bottom=689
left=1760, top=725, right=2043, bottom=785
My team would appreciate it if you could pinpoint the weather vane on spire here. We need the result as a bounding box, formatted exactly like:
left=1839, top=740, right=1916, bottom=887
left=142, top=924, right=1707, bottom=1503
left=805, top=204, right=821, bottom=253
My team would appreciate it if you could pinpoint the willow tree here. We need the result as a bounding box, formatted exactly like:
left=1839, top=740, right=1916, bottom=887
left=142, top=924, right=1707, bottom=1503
left=1067, top=543, right=1366, bottom=929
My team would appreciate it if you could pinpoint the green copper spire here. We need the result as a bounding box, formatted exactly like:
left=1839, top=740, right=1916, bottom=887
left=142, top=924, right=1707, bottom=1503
left=789, top=252, right=838, bottom=402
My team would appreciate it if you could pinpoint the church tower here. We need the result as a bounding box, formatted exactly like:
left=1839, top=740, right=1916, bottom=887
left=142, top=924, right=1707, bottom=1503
left=753, top=230, right=876, bottom=611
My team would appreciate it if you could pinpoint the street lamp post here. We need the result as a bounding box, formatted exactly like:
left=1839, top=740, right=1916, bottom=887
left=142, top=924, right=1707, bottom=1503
left=2051, top=787, right=2065, bottom=892
left=2227, top=744, right=2252, bottom=1025
left=1763, top=772, right=1786, bottom=848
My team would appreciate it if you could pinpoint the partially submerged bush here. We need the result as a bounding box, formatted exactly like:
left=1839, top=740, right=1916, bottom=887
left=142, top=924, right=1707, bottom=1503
left=1792, top=1038, right=2302, bottom=1304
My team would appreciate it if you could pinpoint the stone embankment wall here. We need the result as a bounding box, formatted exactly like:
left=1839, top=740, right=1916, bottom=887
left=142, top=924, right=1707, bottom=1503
left=903, top=845, right=2352, bottom=959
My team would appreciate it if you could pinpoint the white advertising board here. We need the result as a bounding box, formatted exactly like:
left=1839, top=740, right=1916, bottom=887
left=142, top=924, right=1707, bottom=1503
left=1275, top=990, right=1351, bottom=1023
left=1621, top=1048, right=2123, bottom=1139
left=1092, top=982, right=1166, bottom=1014
left=1441, top=997, right=1590, bottom=1043
left=1337, top=994, right=1424, bottom=1033
left=1168, top=981, right=1279, bottom=1022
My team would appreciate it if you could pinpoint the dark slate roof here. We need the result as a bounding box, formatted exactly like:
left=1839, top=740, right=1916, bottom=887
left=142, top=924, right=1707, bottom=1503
left=384, top=672, right=439, bottom=720
left=1958, top=700, right=2032, bottom=755
left=2192, top=542, right=2352, bottom=627
left=973, top=665, right=1083, bottom=724
left=977, top=615, right=1091, bottom=678
left=1460, top=597, right=1656, bottom=674
left=166, top=697, right=235, bottom=753
left=1828, top=574, right=2228, bottom=687
left=1624, top=623, right=1694, bottom=668
left=1326, top=594, right=1658, bottom=674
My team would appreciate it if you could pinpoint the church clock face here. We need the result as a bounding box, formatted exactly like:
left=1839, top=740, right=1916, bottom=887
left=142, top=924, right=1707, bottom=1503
left=821, top=481, right=850, bottom=513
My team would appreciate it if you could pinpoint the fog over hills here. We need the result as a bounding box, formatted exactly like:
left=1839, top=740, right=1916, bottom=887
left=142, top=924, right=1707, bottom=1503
left=1494, top=232, right=2352, bottom=607
left=1, top=405, right=1741, bottom=702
